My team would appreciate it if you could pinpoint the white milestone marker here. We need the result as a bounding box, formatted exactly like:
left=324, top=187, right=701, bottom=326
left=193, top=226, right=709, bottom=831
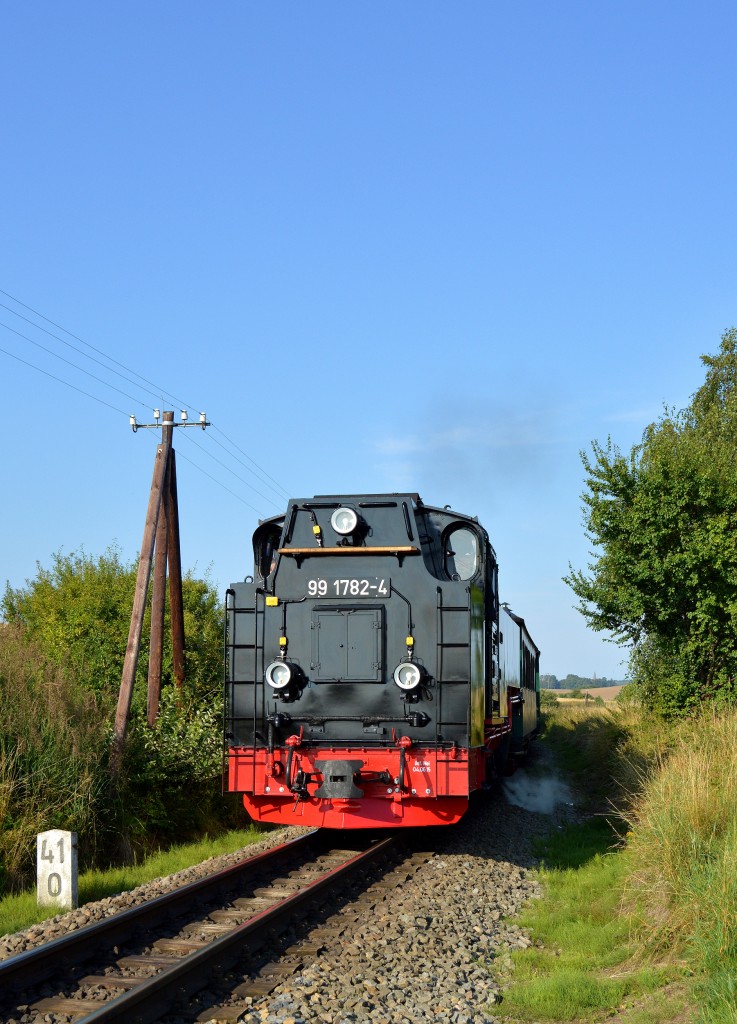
left=37, top=830, right=78, bottom=910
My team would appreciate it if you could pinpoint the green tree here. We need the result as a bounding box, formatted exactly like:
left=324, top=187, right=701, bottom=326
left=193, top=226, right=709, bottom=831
left=2, top=547, right=136, bottom=700
left=2, top=546, right=223, bottom=705
left=539, top=673, right=560, bottom=689
left=565, top=329, right=737, bottom=716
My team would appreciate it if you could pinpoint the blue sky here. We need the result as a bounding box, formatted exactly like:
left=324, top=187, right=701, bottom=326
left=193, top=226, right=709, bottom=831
left=2, top=2, right=735, bottom=680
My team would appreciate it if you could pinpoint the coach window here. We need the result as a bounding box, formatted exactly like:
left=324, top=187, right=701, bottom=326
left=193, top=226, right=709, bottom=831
left=445, top=527, right=478, bottom=581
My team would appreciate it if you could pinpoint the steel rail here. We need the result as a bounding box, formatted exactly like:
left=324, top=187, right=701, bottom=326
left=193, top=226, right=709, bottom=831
left=78, top=835, right=396, bottom=1023
left=0, top=830, right=318, bottom=995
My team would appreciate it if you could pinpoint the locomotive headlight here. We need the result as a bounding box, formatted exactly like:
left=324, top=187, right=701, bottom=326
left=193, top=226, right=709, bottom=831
left=330, top=507, right=359, bottom=535
left=265, top=660, right=293, bottom=689
left=393, top=662, right=423, bottom=691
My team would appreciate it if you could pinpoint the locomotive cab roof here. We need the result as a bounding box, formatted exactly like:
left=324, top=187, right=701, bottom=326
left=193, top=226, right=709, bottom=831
left=253, top=493, right=496, bottom=572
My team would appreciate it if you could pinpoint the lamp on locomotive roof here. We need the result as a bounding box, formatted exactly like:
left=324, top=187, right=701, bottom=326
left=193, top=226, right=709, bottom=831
left=330, top=506, right=359, bottom=535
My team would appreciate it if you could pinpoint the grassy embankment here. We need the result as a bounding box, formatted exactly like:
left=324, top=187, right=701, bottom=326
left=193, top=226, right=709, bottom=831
left=498, top=700, right=737, bottom=1023
left=0, top=828, right=265, bottom=938
left=0, top=623, right=248, bottom=901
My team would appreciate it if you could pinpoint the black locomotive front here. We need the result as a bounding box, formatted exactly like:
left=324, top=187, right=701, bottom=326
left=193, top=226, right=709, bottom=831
left=224, top=493, right=538, bottom=827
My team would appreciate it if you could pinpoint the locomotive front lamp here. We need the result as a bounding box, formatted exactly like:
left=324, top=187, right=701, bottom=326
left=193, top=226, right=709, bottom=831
left=331, top=507, right=359, bottom=535
left=265, top=660, right=293, bottom=690
left=265, top=660, right=305, bottom=703
left=393, top=662, right=423, bottom=691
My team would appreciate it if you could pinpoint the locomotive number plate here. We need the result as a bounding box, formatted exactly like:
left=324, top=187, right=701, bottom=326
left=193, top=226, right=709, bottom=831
left=306, top=576, right=390, bottom=598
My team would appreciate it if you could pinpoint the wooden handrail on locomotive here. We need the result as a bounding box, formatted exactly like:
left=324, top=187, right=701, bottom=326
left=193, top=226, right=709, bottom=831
left=278, top=546, right=421, bottom=556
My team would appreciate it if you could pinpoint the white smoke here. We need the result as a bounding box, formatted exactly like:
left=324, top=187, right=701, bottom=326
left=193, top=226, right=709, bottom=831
left=502, top=772, right=573, bottom=815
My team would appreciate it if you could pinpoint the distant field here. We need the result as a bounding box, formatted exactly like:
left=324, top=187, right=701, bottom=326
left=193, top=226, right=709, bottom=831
left=553, top=685, right=624, bottom=702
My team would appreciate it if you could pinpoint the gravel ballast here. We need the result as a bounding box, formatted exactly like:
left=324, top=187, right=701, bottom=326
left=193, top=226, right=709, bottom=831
left=229, top=792, right=549, bottom=1024
left=1, top=764, right=572, bottom=1024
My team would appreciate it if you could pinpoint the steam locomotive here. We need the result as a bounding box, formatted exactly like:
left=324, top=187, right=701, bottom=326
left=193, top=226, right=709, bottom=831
left=224, top=493, right=539, bottom=828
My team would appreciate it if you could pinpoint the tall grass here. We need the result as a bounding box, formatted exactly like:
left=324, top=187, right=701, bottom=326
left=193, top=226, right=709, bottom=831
left=539, top=700, right=676, bottom=816
left=0, top=625, right=248, bottom=895
left=530, top=701, right=737, bottom=1022
left=623, top=713, right=737, bottom=1021
left=0, top=625, right=110, bottom=890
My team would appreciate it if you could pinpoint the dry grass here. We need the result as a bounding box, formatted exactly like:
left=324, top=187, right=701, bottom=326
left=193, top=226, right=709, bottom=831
left=531, top=702, right=737, bottom=1021
left=623, top=715, right=737, bottom=953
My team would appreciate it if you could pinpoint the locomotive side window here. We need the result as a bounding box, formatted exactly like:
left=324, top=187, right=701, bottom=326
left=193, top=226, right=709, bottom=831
left=254, top=525, right=282, bottom=579
left=445, top=527, right=478, bottom=581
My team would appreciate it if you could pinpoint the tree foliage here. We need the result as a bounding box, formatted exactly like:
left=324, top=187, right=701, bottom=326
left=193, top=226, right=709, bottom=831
left=539, top=673, right=626, bottom=690
left=565, top=329, right=737, bottom=716
left=1, top=546, right=223, bottom=706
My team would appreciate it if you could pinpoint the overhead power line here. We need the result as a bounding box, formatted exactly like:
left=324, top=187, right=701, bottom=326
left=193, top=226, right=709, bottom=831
left=0, top=320, right=152, bottom=410
left=0, top=287, right=294, bottom=511
left=178, top=429, right=283, bottom=511
left=173, top=444, right=268, bottom=517
left=0, top=301, right=167, bottom=407
left=0, top=341, right=128, bottom=416
left=0, top=286, right=196, bottom=412
left=210, top=426, right=292, bottom=502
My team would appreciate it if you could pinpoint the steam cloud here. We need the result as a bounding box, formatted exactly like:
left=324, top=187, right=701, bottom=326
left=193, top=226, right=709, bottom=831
left=502, top=772, right=573, bottom=815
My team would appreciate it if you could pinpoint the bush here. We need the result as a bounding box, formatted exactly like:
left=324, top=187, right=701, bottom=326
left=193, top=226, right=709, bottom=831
left=2, top=548, right=136, bottom=701
left=120, top=690, right=230, bottom=850
left=2, top=547, right=223, bottom=707
left=0, top=625, right=111, bottom=890
left=0, top=546, right=234, bottom=892
left=615, top=681, right=641, bottom=708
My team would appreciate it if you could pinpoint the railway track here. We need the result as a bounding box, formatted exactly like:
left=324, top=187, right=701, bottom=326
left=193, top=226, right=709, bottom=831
left=0, top=831, right=398, bottom=1024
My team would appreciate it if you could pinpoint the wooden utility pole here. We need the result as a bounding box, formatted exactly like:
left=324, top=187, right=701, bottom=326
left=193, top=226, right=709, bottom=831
left=147, top=413, right=186, bottom=723
left=112, top=407, right=209, bottom=772
left=112, top=437, right=170, bottom=770
left=147, top=413, right=174, bottom=725
left=166, top=449, right=186, bottom=692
